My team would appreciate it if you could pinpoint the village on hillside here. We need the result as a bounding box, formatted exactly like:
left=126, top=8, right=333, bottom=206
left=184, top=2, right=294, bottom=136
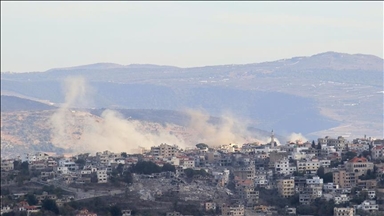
left=1, top=134, right=384, bottom=216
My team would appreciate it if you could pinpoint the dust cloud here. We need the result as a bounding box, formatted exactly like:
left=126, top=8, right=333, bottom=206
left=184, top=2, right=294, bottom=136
left=287, top=132, right=308, bottom=143
left=49, top=76, right=282, bottom=154
left=185, top=109, right=274, bottom=147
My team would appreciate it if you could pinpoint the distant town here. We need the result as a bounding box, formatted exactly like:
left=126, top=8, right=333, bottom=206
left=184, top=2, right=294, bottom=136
left=1, top=133, right=384, bottom=216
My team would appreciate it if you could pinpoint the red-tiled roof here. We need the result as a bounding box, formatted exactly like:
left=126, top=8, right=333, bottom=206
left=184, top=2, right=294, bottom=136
left=348, top=157, right=368, bottom=163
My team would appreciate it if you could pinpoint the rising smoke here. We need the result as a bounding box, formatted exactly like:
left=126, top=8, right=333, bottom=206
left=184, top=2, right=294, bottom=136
left=50, top=76, right=289, bottom=154
left=185, top=109, right=274, bottom=146
left=49, top=76, right=186, bottom=154
left=287, top=132, right=308, bottom=143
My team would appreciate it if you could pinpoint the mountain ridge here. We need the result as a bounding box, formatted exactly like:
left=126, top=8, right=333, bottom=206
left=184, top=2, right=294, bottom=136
left=1, top=51, right=382, bottom=74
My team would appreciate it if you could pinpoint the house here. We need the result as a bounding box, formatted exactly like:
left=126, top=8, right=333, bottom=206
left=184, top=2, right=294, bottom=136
left=166, top=211, right=182, bottom=216
left=76, top=208, right=97, bottom=216
left=345, top=157, right=374, bottom=177
left=318, top=136, right=347, bottom=150
left=334, top=194, right=350, bottom=205
left=151, top=143, right=178, bottom=158
left=333, top=207, right=354, bottom=216
left=233, top=165, right=255, bottom=180
left=297, top=158, right=320, bottom=174
left=0, top=159, right=14, bottom=171
left=274, top=157, right=297, bottom=176
left=277, top=178, right=295, bottom=198
left=122, top=209, right=132, bottom=216
left=36, top=192, right=57, bottom=202
left=333, top=169, right=357, bottom=188
left=372, top=145, right=384, bottom=160
left=297, top=176, right=323, bottom=205
left=204, top=202, right=216, bottom=211
left=221, top=204, right=244, bottom=216
left=355, top=200, right=379, bottom=212
left=1, top=205, right=12, bottom=215
left=97, top=169, right=108, bottom=183
left=25, top=205, right=40, bottom=214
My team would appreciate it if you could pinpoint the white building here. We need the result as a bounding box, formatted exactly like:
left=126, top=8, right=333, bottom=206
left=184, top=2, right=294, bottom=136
left=372, top=145, right=384, bottom=160
left=306, top=176, right=323, bottom=185
left=323, top=183, right=339, bottom=192
left=56, top=166, right=69, bottom=174
left=333, top=207, right=354, bottom=216
left=58, top=159, right=78, bottom=171
left=297, top=158, right=321, bottom=174
left=334, top=194, right=350, bottom=205
left=355, top=200, right=379, bottom=212
left=97, top=169, right=108, bottom=183
left=274, top=158, right=296, bottom=175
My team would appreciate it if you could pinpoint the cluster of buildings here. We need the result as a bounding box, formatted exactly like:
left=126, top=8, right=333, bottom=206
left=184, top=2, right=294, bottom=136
left=1, top=133, right=384, bottom=215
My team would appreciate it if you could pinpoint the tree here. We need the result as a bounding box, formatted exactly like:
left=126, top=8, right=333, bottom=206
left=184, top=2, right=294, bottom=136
left=26, top=193, right=38, bottom=205
left=90, top=172, right=98, bottom=183
left=75, top=158, right=86, bottom=168
left=317, top=166, right=325, bottom=177
left=161, top=163, right=176, bottom=173
left=361, top=150, right=371, bottom=158
left=317, top=142, right=322, bottom=150
left=122, top=171, right=133, bottom=184
left=312, top=140, right=316, bottom=149
left=184, top=168, right=195, bottom=178
left=132, top=161, right=161, bottom=175
left=121, top=152, right=128, bottom=158
left=42, top=199, right=60, bottom=215
left=317, top=166, right=333, bottom=183
left=109, top=205, right=122, bottom=216
left=323, top=172, right=333, bottom=183
left=116, top=163, right=124, bottom=175
left=343, top=151, right=357, bottom=162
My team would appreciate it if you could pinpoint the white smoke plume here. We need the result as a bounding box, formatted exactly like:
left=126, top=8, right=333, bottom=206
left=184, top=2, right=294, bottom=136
left=49, top=76, right=93, bottom=149
left=287, top=132, right=308, bottom=144
left=185, top=109, right=274, bottom=147
left=49, top=76, right=186, bottom=154
left=49, top=76, right=280, bottom=154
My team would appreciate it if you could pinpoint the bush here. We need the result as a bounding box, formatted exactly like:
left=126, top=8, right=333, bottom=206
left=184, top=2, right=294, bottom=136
left=131, top=161, right=161, bottom=174
left=42, top=199, right=60, bottom=215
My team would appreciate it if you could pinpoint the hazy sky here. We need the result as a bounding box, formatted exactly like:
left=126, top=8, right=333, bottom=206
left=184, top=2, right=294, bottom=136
left=1, top=1, right=383, bottom=72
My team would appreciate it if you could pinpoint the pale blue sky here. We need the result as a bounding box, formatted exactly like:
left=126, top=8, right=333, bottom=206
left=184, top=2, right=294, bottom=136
left=1, top=1, right=383, bottom=72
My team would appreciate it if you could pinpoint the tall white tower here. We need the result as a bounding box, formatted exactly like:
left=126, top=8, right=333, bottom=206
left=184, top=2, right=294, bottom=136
left=270, top=130, right=275, bottom=147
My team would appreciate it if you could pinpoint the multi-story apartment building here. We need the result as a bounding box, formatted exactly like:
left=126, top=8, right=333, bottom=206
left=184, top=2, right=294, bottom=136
left=0, top=159, right=14, bottom=171
left=241, top=187, right=259, bottom=207
left=58, top=159, right=78, bottom=172
left=333, top=207, right=354, bottom=216
left=274, top=158, right=297, bottom=176
left=204, top=202, right=216, bottom=211
left=159, top=143, right=177, bottom=157
left=355, top=200, right=379, bottom=212
left=345, top=157, right=374, bottom=177
left=333, top=170, right=357, bottom=188
left=97, top=169, right=108, bottom=183
left=334, top=194, right=350, bottom=205
left=372, top=145, right=384, bottom=160
left=277, top=178, right=295, bottom=198
left=318, top=136, right=347, bottom=150
left=26, top=152, right=49, bottom=163
left=221, top=204, right=245, bottom=216
left=150, top=143, right=178, bottom=158
left=233, top=165, right=255, bottom=180
left=297, top=159, right=320, bottom=174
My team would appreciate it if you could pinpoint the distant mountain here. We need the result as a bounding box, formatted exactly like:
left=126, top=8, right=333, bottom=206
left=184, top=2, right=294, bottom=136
left=1, top=95, right=56, bottom=112
left=1, top=51, right=383, bottom=138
